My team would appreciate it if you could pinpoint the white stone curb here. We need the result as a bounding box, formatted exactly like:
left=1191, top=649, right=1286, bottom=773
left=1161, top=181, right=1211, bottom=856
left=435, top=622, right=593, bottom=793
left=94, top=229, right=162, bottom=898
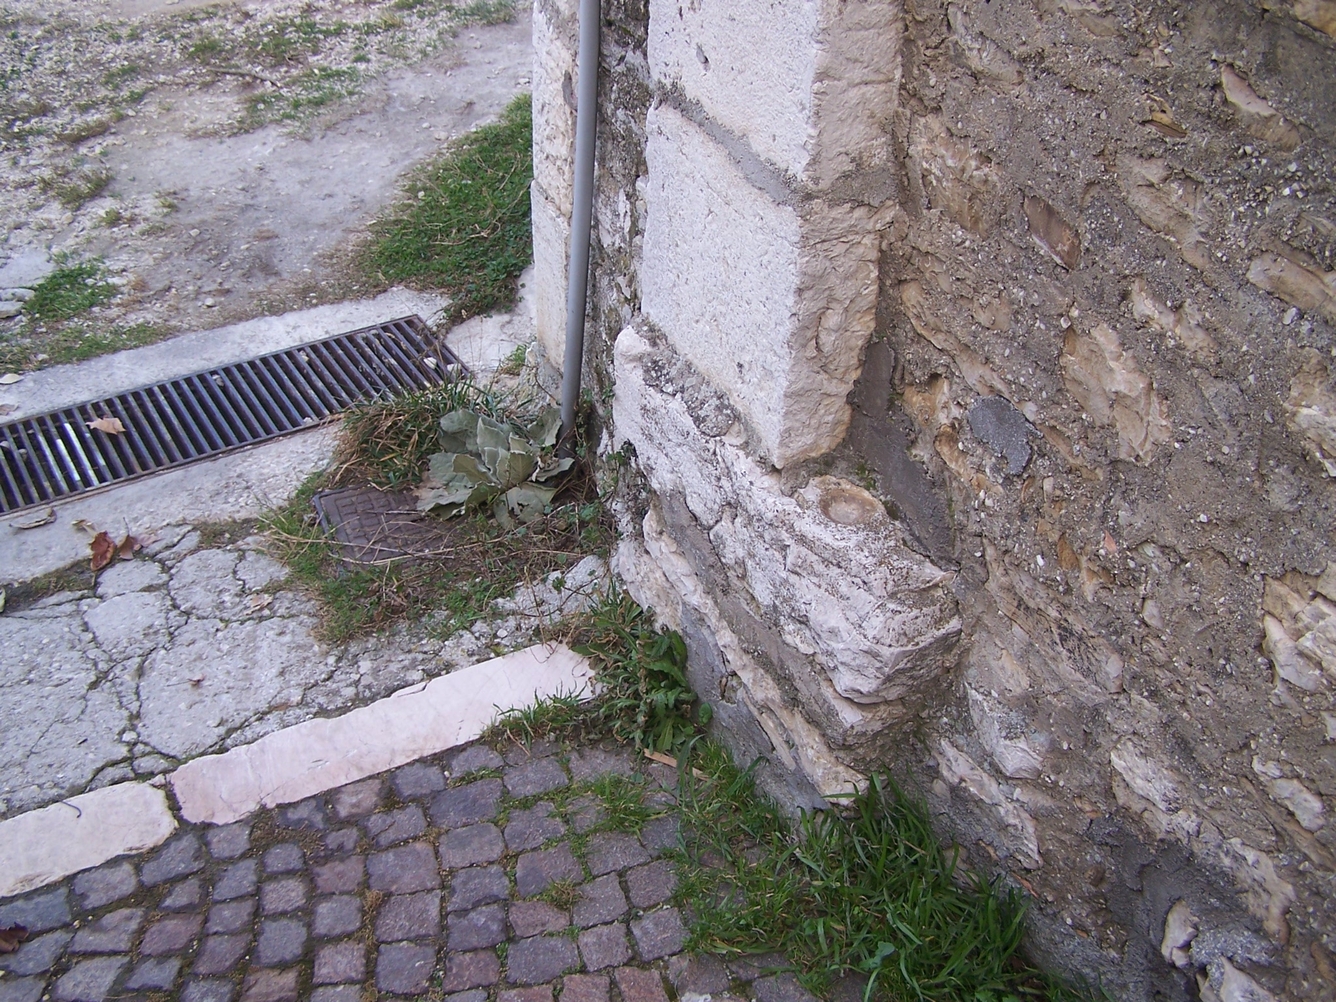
left=171, top=643, right=594, bottom=825
left=0, top=783, right=177, bottom=899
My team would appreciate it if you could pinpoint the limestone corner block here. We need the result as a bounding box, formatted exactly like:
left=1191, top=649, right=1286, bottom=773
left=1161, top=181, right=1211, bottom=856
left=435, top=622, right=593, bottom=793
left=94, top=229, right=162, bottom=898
left=171, top=644, right=594, bottom=825
left=648, top=0, right=899, bottom=186
left=0, top=782, right=176, bottom=898
left=532, top=183, right=571, bottom=375
left=640, top=105, right=881, bottom=466
left=533, top=0, right=579, bottom=216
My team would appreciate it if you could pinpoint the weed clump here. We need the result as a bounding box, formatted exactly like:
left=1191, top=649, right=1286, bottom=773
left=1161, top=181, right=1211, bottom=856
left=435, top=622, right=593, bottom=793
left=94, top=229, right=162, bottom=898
left=363, top=94, right=532, bottom=320
left=23, top=257, right=117, bottom=321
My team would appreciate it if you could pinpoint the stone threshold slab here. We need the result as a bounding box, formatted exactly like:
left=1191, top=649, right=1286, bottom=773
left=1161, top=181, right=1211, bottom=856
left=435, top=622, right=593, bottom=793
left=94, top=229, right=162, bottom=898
left=0, top=783, right=177, bottom=899
left=171, top=642, right=595, bottom=825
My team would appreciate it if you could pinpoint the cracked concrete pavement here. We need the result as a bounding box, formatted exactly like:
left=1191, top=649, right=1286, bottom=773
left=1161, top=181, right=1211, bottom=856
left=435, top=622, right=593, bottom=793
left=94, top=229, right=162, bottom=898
left=1, top=520, right=608, bottom=821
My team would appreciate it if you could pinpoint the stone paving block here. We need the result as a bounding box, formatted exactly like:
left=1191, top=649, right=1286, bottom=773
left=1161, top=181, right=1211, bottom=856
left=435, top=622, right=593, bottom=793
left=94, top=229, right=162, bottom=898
left=276, top=798, right=327, bottom=831
left=503, top=738, right=560, bottom=766
left=583, top=833, right=650, bottom=876
left=668, top=954, right=731, bottom=994
left=440, top=949, right=500, bottom=991
left=206, top=899, right=255, bottom=934
left=313, top=940, right=366, bottom=984
left=241, top=967, right=299, bottom=1002
left=567, top=795, right=606, bottom=834
left=562, top=973, right=611, bottom=1002
left=578, top=923, right=631, bottom=971
left=446, top=991, right=488, bottom=1002
left=449, top=745, right=504, bottom=775
left=310, top=988, right=362, bottom=1002
left=262, top=844, right=305, bottom=874
left=572, top=874, right=627, bottom=929
left=162, top=876, right=205, bottom=910
left=566, top=747, right=637, bottom=782
left=324, top=828, right=359, bottom=854
left=498, top=988, right=553, bottom=1002
left=448, top=865, right=509, bottom=912
left=446, top=903, right=506, bottom=951
left=392, top=762, right=446, bottom=798
left=255, top=918, right=307, bottom=967
left=330, top=778, right=383, bottom=820
left=504, top=758, right=569, bottom=798
left=727, top=953, right=787, bottom=982
left=69, top=907, right=145, bottom=954
left=506, top=935, right=580, bottom=985
left=368, top=842, right=440, bottom=893
left=0, top=929, right=72, bottom=976
left=429, top=779, right=504, bottom=829
left=181, top=978, right=236, bottom=1002
left=213, top=859, right=258, bottom=901
left=53, top=956, right=128, bottom=1002
left=313, top=895, right=362, bottom=939
left=376, top=942, right=436, bottom=995
left=73, top=861, right=137, bottom=909
left=508, top=900, right=568, bottom=938
left=260, top=876, right=309, bottom=915
left=630, top=908, right=686, bottom=962
left=637, top=816, right=680, bottom=857
left=515, top=844, right=583, bottom=898
left=141, top=913, right=204, bottom=955
left=625, top=861, right=676, bottom=909
left=0, top=976, right=45, bottom=1002
left=375, top=890, right=442, bottom=942
left=124, top=956, right=182, bottom=991
left=365, top=805, right=427, bottom=848
left=206, top=823, right=251, bottom=861
left=312, top=856, right=364, bottom=894
left=439, top=823, right=505, bottom=869
left=141, top=833, right=204, bottom=886
left=754, top=974, right=820, bottom=1002
left=504, top=803, right=566, bottom=852
left=193, top=935, right=249, bottom=975
left=614, top=967, right=670, bottom=1002
left=0, top=888, right=71, bottom=934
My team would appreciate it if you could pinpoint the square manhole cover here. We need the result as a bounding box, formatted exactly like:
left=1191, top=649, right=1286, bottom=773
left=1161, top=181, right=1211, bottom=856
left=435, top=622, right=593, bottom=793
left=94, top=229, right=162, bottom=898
left=312, top=485, right=450, bottom=565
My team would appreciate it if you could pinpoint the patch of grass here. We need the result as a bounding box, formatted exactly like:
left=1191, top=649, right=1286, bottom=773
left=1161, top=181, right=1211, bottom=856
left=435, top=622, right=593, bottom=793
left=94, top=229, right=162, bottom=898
left=672, top=745, right=1097, bottom=1002
left=585, top=773, right=655, bottom=834
left=44, top=165, right=113, bottom=209
left=498, top=342, right=528, bottom=376
left=363, top=94, right=532, bottom=320
left=576, top=592, right=704, bottom=753
left=536, top=879, right=580, bottom=912
left=0, top=320, right=165, bottom=372
left=23, top=258, right=117, bottom=322
left=0, top=561, right=93, bottom=604
left=492, top=691, right=591, bottom=748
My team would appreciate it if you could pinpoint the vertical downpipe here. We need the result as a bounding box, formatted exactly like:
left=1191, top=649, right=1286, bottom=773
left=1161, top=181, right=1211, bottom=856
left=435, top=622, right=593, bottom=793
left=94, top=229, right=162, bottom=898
left=559, top=0, right=601, bottom=447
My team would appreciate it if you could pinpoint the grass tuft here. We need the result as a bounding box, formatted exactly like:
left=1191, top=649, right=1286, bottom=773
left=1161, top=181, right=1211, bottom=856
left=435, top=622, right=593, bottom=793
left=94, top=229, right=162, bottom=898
left=0, top=320, right=165, bottom=372
left=363, top=94, right=532, bottom=320
left=23, top=257, right=117, bottom=322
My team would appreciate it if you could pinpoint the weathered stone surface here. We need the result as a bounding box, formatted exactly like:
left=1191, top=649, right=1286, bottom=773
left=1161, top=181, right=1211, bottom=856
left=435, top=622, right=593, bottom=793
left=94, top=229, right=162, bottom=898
left=579, top=923, right=631, bottom=971
left=255, top=917, right=307, bottom=967
left=0, top=976, right=45, bottom=1002
left=330, top=779, right=382, bottom=820
left=431, top=779, right=505, bottom=829
left=312, top=856, right=363, bottom=895
left=440, top=949, right=500, bottom=991
left=125, top=957, right=182, bottom=991
left=392, top=763, right=446, bottom=799
left=376, top=943, right=436, bottom=995
left=448, top=865, right=510, bottom=912
left=262, top=843, right=304, bottom=874
left=207, top=899, right=255, bottom=934
left=1060, top=322, right=1171, bottom=464
left=508, top=900, right=568, bottom=938
left=505, top=935, right=580, bottom=984
left=0, top=929, right=72, bottom=976
left=140, top=913, right=204, bottom=955
left=572, top=874, right=627, bottom=929
left=141, top=832, right=204, bottom=887
left=376, top=891, right=442, bottom=942
left=630, top=908, right=687, bottom=962
left=504, top=803, right=566, bottom=852
left=584, top=833, right=650, bottom=876
left=260, top=876, right=309, bottom=915
left=192, top=935, right=249, bottom=975
left=614, top=967, right=670, bottom=1002
left=53, top=956, right=128, bottom=1002
left=561, top=973, right=610, bottom=1002
left=162, top=876, right=204, bottom=910
left=448, top=745, right=504, bottom=775
left=181, top=978, right=236, bottom=1002
left=364, top=805, right=427, bottom=848
left=206, top=822, right=251, bottom=860
left=313, top=895, right=362, bottom=939
left=668, top=954, right=731, bottom=995
left=367, top=842, right=440, bottom=894
left=625, top=861, right=676, bottom=909
left=440, top=823, right=505, bottom=868
left=446, top=903, right=506, bottom=951
left=514, top=844, right=583, bottom=898
left=240, top=967, right=299, bottom=1002
left=754, top=973, right=820, bottom=1002
left=313, top=940, right=366, bottom=985
left=213, top=860, right=258, bottom=901
left=73, top=862, right=137, bottom=909
left=504, top=758, right=568, bottom=798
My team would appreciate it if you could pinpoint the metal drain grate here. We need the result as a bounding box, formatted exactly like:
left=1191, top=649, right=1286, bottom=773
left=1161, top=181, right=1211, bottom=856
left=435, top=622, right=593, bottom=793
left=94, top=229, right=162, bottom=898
left=0, top=315, right=464, bottom=515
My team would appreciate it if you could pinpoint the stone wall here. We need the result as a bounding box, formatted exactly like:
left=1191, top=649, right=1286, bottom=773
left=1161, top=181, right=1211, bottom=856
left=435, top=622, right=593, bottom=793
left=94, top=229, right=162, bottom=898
left=532, top=2, right=1336, bottom=999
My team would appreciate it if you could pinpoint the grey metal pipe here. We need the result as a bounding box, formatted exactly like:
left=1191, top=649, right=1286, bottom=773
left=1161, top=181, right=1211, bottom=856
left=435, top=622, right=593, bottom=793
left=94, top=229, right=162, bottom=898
left=559, top=0, right=601, bottom=447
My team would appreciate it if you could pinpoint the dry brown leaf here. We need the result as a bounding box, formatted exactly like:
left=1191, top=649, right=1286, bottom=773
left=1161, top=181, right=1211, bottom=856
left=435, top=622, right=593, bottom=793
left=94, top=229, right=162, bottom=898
left=14, top=507, right=55, bottom=529
left=116, top=534, right=141, bottom=561
left=1024, top=194, right=1081, bottom=269
left=248, top=593, right=274, bottom=612
left=90, top=531, right=116, bottom=571
left=0, top=924, right=30, bottom=953
left=71, top=518, right=98, bottom=534
left=86, top=415, right=126, bottom=435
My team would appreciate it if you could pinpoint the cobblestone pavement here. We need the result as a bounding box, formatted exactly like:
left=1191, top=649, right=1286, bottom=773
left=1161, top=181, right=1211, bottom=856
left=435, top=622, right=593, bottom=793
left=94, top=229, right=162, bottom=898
left=0, top=520, right=606, bottom=820
left=0, top=737, right=819, bottom=1002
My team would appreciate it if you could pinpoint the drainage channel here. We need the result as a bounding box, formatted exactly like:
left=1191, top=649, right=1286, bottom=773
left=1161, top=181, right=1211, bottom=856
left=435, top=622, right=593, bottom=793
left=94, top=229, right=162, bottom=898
left=0, top=315, right=464, bottom=516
